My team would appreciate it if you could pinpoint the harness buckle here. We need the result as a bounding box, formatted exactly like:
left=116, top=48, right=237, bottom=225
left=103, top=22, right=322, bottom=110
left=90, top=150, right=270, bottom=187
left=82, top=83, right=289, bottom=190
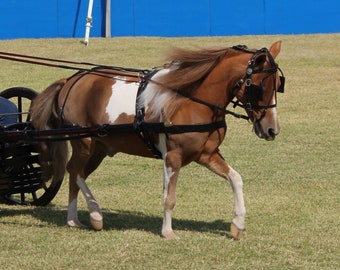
left=133, top=109, right=144, bottom=130
left=235, top=79, right=244, bottom=88
left=164, top=121, right=173, bottom=127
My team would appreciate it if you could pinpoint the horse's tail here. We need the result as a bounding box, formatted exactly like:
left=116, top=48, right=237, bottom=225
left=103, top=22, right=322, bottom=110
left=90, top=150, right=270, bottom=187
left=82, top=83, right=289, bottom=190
left=30, top=79, right=69, bottom=190
left=31, top=79, right=66, bottom=130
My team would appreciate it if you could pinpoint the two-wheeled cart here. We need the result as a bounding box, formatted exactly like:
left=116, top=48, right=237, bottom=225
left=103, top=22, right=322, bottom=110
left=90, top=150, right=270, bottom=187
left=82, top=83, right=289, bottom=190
left=0, top=87, right=62, bottom=206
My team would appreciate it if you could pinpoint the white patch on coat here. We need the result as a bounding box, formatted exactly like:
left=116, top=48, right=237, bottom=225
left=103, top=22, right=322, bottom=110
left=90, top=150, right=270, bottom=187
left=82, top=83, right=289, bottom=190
left=138, top=69, right=176, bottom=119
left=106, top=79, right=139, bottom=123
left=157, top=133, right=167, bottom=158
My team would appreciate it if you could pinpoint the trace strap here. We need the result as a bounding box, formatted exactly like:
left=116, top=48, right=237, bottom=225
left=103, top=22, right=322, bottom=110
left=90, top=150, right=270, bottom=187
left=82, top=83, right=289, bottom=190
left=0, top=120, right=226, bottom=143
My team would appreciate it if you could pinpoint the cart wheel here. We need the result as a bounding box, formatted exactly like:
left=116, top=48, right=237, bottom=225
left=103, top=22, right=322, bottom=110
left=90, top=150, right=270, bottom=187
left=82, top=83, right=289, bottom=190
left=0, top=87, right=37, bottom=122
left=0, top=87, right=63, bottom=206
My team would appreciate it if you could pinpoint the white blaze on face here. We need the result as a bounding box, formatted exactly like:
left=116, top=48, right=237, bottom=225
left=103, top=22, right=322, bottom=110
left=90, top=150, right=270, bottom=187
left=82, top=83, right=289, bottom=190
left=106, top=79, right=139, bottom=123
left=272, top=107, right=278, bottom=126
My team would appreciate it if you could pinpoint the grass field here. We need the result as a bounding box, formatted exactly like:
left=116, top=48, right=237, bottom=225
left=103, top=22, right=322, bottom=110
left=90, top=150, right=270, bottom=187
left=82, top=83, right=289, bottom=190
left=0, top=34, right=339, bottom=269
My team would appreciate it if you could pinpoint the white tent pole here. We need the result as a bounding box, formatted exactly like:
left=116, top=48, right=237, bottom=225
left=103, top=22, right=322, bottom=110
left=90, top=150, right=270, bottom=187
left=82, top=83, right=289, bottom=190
left=105, top=0, right=111, bottom=37
left=84, top=0, right=94, bottom=46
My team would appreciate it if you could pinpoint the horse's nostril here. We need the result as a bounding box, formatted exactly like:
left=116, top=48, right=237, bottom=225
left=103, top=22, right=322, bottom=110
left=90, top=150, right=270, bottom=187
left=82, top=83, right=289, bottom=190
left=268, top=128, right=276, bottom=138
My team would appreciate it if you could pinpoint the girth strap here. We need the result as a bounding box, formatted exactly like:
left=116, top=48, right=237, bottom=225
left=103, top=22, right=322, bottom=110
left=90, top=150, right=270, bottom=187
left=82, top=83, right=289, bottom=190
left=133, top=69, right=162, bottom=158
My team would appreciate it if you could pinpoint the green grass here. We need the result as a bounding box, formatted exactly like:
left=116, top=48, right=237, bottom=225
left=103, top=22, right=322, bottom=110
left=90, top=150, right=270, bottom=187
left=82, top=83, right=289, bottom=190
left=0, top=34, right=339, bottom=269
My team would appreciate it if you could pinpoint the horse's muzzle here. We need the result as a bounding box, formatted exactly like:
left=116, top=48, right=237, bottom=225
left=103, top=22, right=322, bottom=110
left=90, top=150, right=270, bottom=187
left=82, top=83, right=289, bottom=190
left=254, top=122, right=280, bottom=141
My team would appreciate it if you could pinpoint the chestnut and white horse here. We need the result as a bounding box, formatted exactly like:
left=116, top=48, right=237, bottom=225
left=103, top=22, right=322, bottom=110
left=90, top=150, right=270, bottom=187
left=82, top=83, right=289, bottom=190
left=31, top=41, right=284, bottom=240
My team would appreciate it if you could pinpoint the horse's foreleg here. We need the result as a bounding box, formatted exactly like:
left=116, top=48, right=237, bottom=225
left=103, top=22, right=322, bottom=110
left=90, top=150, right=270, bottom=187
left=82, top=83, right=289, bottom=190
left=199, top=152, right=246, bottom=240
left=161, top=153, right=181, bottom=240
left=227, top=166, right=246, bottom=240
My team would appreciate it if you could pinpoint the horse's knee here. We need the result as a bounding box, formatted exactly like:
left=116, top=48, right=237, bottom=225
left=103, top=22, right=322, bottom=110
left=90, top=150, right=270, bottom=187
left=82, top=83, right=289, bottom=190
left=227, top=167, right=243, bottom=188
left=164, top=196, right=176, bottom=210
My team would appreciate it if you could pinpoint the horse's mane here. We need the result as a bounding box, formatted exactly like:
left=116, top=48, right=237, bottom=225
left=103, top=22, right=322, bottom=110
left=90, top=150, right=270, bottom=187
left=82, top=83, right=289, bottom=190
left=140, top=46, right=233, bottom=120
left=158, top=46, right=231, bottom=93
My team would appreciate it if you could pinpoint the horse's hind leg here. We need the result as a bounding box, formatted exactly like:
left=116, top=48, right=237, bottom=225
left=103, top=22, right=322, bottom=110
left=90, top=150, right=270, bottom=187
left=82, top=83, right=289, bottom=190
left=199, top=151, right=246, bottom=240
left=67, top=139, right=106, bottom=230
left=81, top=140, right=109, bottom=230
left=66, top=140, right=88, bottom=228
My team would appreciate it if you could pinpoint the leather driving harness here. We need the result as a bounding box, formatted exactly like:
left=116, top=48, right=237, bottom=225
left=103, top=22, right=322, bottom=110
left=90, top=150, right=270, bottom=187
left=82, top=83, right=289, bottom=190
left=0, top=47, right=284, bottom=159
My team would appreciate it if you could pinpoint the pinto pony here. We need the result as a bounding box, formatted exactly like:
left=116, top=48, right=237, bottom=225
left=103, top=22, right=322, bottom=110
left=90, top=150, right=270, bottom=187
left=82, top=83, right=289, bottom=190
left=30, top=41, right=284, bottom=240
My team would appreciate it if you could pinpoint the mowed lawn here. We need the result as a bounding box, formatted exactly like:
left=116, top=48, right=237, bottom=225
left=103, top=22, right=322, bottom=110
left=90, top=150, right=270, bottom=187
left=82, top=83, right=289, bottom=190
left=0, top=34, right=339, bottom=269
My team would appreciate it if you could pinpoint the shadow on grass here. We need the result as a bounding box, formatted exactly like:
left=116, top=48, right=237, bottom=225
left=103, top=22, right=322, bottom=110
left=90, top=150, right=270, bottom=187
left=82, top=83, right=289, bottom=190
left=0, top=205, right=232, bottom=238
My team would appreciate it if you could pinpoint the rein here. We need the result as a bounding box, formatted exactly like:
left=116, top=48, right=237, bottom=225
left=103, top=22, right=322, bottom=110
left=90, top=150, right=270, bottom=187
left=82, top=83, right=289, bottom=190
left=0, top=48, right=284, bottom=125
left=176, top=90, right=250, bottom=120
left=0, top=51, right=149, bottom=78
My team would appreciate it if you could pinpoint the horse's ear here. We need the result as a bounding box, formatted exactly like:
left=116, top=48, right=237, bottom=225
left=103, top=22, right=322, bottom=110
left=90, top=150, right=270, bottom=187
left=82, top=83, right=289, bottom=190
left=269, top=40, right=282, bottom=59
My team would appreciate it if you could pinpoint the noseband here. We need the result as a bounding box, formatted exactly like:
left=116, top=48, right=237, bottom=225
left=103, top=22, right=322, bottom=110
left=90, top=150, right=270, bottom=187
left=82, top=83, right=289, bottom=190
left=232, top=45, right=285, bottom=122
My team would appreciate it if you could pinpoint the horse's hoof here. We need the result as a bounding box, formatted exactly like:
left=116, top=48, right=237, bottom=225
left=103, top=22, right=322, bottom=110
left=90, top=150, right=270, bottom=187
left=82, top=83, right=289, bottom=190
left=230, top=223, right=244, bottom=240
left=162, top=230, right=180, bottom=240
left=67, top=219, right=86, bottom=228
left=90, top=212, right=103, bottom=231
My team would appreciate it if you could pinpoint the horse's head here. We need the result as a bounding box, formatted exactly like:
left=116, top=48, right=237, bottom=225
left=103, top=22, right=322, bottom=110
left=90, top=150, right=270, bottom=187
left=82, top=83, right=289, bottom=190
left=234, top=41, right=285, bottom=141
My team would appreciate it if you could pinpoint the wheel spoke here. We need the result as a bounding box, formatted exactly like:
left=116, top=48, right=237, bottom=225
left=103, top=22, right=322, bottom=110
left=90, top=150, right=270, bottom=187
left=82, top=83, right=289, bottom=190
left=20, top=192, right=26, bottom=204
left=32, top=191, right=38, bottom=202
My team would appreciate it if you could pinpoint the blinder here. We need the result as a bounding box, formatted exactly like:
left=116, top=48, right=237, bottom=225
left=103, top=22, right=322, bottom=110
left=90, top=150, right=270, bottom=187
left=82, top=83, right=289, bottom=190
left=245, top=82, right=263, bottom=102
left=245, top=73, right=284, bottom=102
left=278, top=76, right=285, bottom=93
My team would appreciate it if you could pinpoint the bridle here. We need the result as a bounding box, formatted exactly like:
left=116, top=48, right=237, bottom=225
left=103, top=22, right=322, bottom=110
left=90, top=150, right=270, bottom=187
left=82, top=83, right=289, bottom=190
left=232, top=45, right=285, bottom=123
left=172, top=45, right=285, bottom=122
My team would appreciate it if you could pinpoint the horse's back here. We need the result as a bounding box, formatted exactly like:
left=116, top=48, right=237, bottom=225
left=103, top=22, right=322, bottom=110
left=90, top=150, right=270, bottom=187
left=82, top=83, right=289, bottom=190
left=58, top=71, right=140, bottom=127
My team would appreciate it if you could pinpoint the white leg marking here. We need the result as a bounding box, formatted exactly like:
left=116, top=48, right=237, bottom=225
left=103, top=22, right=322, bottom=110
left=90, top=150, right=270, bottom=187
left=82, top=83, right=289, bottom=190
left=76, top=175, right=94, bottom=200
left=157, top=134, right=178, bottom=239
left=227, top=166, right=246, bottom=230
left=76, top=175, right=103, bottom=230
left=162, top=163, right=175, bottom=234
left=67, top=198, right=84, bottom=227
